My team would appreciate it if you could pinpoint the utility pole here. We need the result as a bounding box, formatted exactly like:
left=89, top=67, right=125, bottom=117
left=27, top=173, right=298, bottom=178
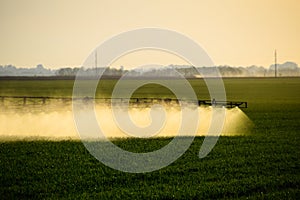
left=95, top=50, right=98, bottom=75
left=275, top=50, right=277, bottom=78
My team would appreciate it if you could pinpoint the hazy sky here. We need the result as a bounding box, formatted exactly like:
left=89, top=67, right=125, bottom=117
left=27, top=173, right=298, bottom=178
left=0, top=0, right=299, bottom=69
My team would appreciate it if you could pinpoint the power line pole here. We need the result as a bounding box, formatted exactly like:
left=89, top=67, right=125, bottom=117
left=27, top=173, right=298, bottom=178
left=95, top=50, right=98, bottom=75
left=275, top=50, right=277, bottom=78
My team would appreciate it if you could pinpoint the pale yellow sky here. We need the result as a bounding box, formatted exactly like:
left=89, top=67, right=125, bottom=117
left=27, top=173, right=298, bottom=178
left=0, top=0, right=299, bottom=69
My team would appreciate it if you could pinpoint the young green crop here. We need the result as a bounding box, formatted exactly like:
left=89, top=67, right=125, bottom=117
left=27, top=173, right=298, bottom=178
left=0, top=77, right=299, bottom=198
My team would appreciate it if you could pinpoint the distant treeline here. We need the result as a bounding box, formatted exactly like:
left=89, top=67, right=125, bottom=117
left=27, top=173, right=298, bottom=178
left=0, top=62, right=299, bottom=77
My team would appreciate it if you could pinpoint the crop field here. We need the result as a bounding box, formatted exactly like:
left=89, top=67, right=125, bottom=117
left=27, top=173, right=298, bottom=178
left=0, top=77, right=300, bottom=199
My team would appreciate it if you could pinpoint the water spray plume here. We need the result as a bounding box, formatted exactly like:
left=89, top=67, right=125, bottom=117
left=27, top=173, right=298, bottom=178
left=0, top=102, right=252, bottom=141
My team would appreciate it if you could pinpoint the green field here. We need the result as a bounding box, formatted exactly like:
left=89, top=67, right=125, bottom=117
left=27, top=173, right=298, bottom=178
left=0, top=78, right=300, bottom=199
